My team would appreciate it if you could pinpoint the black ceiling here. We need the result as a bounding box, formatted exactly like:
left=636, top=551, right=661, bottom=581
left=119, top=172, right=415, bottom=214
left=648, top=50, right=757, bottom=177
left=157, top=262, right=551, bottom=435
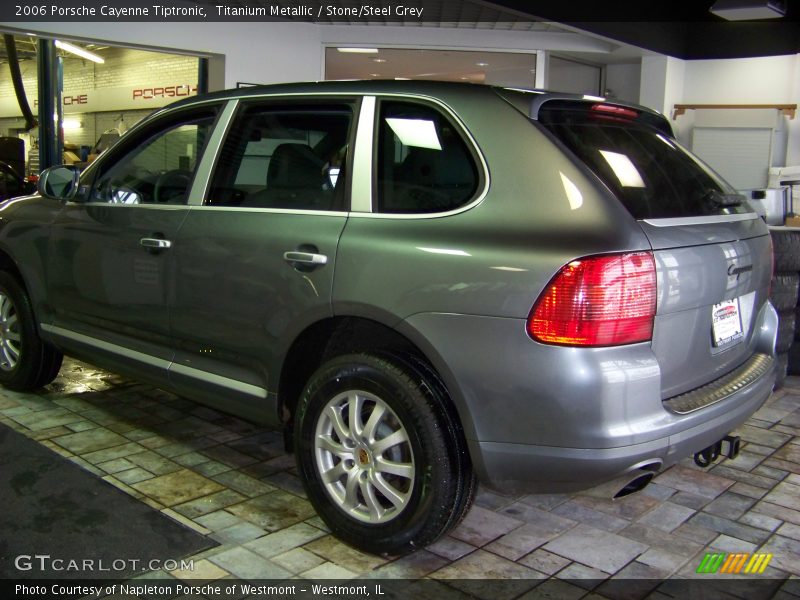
left=489, top=0, right=800, bottom=59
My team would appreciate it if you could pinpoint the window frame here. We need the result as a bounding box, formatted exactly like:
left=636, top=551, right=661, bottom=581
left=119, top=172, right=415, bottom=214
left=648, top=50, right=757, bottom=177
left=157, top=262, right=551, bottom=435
left=201, top=96, right=360, bottom=213
left=366, top=95, right=488, bottom=218
left=77, top=102, right=224, bottom=207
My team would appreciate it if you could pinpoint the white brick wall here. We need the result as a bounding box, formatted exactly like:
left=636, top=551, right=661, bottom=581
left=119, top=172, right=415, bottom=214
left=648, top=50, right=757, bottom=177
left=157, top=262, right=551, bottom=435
left=0, top=45, right=197, bottom=167
left=0, top=47, right=197, bottom=98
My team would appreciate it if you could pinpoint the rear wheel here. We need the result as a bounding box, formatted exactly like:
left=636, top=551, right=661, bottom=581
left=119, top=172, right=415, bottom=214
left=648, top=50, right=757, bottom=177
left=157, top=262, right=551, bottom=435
left=770, top=273, right=800, bottom=312
left=776, top=311, right=797, bottom=354
left=772, top=230, right=800, bottom=272
left=294, top=353, right=474, bottom=555
left=0, top=272, right=63, bottom=391
left=775, top=352, right=789, bottom=390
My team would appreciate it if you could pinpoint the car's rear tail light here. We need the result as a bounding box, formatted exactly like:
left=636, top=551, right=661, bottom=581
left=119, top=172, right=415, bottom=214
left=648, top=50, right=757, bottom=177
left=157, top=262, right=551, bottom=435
left=527, top=252, right=657, bottom=347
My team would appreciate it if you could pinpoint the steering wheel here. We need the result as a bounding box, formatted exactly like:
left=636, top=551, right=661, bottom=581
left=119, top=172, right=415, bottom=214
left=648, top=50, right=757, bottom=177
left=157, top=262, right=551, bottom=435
left=153, top=169, right=192, bottom=204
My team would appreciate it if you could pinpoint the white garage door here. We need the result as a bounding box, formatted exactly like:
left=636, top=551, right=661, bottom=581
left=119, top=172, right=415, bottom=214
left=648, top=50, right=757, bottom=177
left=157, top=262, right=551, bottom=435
left=692, top=127, right=772, bottom=190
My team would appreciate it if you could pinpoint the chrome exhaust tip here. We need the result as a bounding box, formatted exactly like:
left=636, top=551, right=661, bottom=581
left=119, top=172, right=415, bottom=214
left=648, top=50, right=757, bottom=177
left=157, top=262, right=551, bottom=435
left=612, top=472, right=655, bottom=499
left=583, top=462, right=661, bottom=500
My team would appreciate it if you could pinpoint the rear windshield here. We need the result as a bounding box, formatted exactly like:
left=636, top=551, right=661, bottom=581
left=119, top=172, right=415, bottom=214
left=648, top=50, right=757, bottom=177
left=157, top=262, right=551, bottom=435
left=537, top=101, right=749, bottom=220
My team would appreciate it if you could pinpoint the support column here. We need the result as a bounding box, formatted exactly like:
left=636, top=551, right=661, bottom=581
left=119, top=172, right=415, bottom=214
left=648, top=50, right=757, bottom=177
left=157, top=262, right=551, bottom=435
left=37, top=39, right=61, bottom=170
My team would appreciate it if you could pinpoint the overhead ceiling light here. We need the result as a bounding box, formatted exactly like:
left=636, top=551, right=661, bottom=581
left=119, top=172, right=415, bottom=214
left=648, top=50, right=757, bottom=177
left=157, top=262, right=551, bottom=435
left=372, top=58, right=386, bottom=63
left=55, top=40, right=104, bottom=63
left=337, top=47, right=379, bottom=53
left=476, top=62, right=489, bottom=67
left=709, top=0, right=786, bottom=20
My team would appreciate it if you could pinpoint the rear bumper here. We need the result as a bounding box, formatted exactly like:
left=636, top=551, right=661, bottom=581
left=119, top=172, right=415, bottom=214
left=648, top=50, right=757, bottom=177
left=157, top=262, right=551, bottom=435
left=472, top=356, right=774, bottom=494
left=401, top=300, right=777, bottom=494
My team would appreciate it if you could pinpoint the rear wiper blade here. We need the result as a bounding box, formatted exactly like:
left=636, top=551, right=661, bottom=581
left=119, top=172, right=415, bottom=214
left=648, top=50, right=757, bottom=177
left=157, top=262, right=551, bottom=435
left=701, top=189, right=745, bottom=208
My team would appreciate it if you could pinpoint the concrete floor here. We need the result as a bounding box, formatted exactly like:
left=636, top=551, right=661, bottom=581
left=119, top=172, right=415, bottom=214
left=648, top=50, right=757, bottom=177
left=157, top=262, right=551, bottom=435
left=1, top=358, right=799, bottom=597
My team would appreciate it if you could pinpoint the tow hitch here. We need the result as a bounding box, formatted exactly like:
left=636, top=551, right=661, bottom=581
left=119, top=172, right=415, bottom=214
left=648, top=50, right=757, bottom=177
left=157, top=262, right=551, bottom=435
left=694, top=435, right=741, bottom=468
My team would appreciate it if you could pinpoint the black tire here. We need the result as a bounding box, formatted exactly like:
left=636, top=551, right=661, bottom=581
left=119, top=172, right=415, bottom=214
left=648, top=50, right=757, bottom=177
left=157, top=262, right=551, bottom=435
left=377, top=351, right=477, bottom=531
left=774, top=352, right=788, bottom=390
left=776, top=311, right=797, bottom=354
left=770, top=273, right=800, bottom=312
left=771, top=230, right=800, bottom=272
left=795, top=305, right=800, bottom=341
left=294, top=353, right=473, bottom=556
left=788, top=344, right=800, bottom=376
left=0, top=272, right=63, bottom=391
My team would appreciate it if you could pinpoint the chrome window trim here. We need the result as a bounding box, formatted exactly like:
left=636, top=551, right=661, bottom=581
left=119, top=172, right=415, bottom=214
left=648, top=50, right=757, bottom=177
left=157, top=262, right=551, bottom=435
left=189, top=99, right=240, bottom=206
left=642, top=213, right=759, bottom=227
left=188, top=206, right=349, bottom=217
left=198, top=94, right=361, bottom=212
left=40, top=324, right=268, bottom=399
left=65, top=204, right=190, bottom=211
left=78, top=100, right=227, bottom=193
left=78, top=90, right=490, bottom=220
left=351, top=95, right=376, bottom=213
left=361, top=92, right=490, bottom=219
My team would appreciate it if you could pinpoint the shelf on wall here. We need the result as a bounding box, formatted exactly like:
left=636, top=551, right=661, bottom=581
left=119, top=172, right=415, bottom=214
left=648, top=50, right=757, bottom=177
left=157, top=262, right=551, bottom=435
left=672, top=104, right=797, bottom=120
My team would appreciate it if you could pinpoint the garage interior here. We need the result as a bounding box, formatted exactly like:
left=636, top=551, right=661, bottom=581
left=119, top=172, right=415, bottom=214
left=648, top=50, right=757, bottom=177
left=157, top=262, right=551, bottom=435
left=0, top=0, right=800, bottom=596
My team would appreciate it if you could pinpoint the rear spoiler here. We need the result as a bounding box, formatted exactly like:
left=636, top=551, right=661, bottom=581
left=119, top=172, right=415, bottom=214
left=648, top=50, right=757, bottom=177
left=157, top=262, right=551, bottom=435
left=494, top=88, right=675, bottom=138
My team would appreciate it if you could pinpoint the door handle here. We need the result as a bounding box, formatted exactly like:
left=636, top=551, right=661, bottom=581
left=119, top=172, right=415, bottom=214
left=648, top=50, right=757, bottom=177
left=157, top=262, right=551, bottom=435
left=283, top=251, right=328, bottom=266
left=140, top=237, right=172, bottom=249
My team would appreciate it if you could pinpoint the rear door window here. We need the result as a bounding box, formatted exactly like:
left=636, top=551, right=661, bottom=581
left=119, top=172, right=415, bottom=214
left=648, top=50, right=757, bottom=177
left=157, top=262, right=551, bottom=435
left=376, top=101, right=479, bottom=214
left=537, top=101, right=749, bottom=219
left=206, top=102, right=353, bottom=211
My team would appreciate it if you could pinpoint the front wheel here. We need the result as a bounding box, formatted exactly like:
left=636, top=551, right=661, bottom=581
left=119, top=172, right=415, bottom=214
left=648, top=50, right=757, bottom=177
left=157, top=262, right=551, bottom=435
left=0, top=272, right=63, bottom=391
left=294, top=353, right=474, bottom=555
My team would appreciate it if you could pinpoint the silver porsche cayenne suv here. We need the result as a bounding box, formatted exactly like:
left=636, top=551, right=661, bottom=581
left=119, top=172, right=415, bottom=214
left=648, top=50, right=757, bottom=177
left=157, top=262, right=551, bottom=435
left=0, top=81, right=777, bottom=554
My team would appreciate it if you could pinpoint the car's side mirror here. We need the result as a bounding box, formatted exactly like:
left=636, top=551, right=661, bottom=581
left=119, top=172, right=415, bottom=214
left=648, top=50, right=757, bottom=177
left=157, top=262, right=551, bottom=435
left=37, top=165, right=81, bottom=201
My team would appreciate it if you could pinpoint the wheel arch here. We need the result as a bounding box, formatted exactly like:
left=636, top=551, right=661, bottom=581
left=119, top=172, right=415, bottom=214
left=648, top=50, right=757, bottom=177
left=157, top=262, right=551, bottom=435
left=0, top=244, right=52, bottom=325
left=276, top=315, right=476, bottom=449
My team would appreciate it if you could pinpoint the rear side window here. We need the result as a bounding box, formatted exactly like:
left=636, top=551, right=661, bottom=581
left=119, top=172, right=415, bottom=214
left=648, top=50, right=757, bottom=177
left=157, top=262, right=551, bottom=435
left=376, top=101, right=479, bottom=214
left=538, top=102, right=749, bottom=219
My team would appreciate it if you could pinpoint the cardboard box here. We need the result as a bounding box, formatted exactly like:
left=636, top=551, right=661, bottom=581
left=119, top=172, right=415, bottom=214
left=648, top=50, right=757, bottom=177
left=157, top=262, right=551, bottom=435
left=784, top=215, right=800, bottom=228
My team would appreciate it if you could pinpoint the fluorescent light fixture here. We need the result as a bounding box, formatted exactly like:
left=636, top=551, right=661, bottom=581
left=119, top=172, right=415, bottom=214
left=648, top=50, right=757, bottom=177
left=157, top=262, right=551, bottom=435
left=336, top=47, right=379, bottom=53
left=599, top=150, right=645, bottom=188
left=709, top=0, right=786, bottom=20
left=386, top=118, right=442, bottom=150
left=62, top=118, right=83, bottom=131
left=55, top=40, right=104, bottom=63
left=582, top=94, right=606, bottom=102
